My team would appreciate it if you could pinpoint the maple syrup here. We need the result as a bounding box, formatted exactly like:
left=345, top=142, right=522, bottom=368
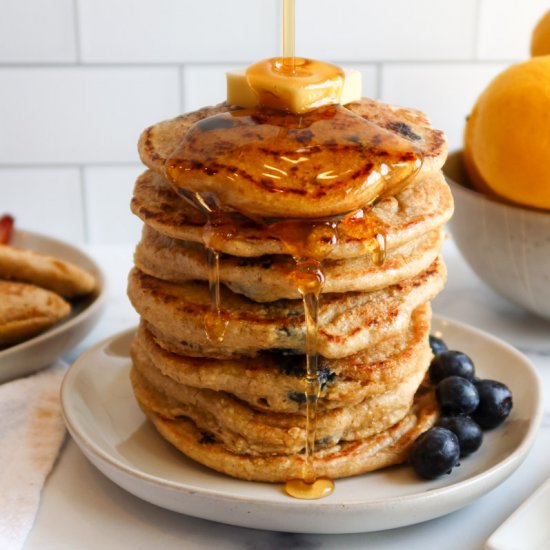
left=171, top=189, right=233, bottom=343
left=282, top=0, right=295, bottom=67
left=285, top=477, right=334, bottom=500
left=163, top=0, right=422, bottom=501
left=165, top=105, right=422, bottom=220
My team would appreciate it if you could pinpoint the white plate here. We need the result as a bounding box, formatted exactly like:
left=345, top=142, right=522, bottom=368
left=61, top=316, right=543, bottom=534
left=0, top=230, right=106, bottom=383
left=486, top=476, right=550, bottom=550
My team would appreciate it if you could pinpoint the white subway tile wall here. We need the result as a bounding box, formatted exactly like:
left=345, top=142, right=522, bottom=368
left=0, top=68, right=180, bottom=164
left=83, top=166, right=144, bottom=244
left=295, top=0, right=479, bottom=61
left=0, top=168, right=84, bottom=242
left=0, top=0, right=77, bottom=63
left=0, top=0, right=546, bottom=244
left=381, top=62, right=509, bottom=152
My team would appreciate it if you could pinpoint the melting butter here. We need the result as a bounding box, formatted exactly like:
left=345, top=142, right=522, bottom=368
left=226, top=62, right=362, bottom=114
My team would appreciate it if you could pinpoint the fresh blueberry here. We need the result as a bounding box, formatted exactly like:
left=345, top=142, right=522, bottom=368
left=429, top=350, right=476, bottom=384
left=429, top=335, right=448, bottom=356
left=436, top=376, right=480, bottom=416
left=436, top=416, right=483, bottom=457
left=409, top=427, right=460, bottom=479
left=472, top=379, right=513, bottom=430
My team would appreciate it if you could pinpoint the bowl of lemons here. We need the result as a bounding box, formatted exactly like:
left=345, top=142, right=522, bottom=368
left=444, top=10, right=550, bottom=319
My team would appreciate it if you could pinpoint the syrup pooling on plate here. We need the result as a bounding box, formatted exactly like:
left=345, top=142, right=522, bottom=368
left=164, top=80, right=422, bottom=501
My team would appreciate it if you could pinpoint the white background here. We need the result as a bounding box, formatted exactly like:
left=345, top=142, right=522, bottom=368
left=0, top=0, right=548, bottom=245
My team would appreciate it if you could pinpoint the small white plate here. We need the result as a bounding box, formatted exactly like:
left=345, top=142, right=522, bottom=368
left=0, top=230, right=106, bottom=383
left=486, top=476, right=550, bottom=550
left=61, top=316, right=543, bottom=534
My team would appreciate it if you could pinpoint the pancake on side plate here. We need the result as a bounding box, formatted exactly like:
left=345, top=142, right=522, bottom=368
left=0, top=244, right=97, bottom=298
left=0, top=280, right=70, bottom=345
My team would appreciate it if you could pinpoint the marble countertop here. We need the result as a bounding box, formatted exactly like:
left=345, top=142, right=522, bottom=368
left=24, top=239, right=550, bottom=550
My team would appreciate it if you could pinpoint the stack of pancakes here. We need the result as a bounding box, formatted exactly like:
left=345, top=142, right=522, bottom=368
left=127, top=98, right=453, bottom=482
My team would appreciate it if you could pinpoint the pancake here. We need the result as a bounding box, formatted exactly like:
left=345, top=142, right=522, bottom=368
left=135, top=224, right=443, bottom=301
left=131, top=169, right=453, bottom=259
left=132, top=303, right=431, bottom=414
left=127, top=257, right=445, bottom=359
left=0, top=280, right=70, bottom=345
left=139, top=100, right=447, bottom=174
left=136, top=385, right=438, bottom=482
left=130, top=344, right=429, bottom=455
left=0, top=244, right=97, bottom=298
left=138, top=99, right=447, bottom=219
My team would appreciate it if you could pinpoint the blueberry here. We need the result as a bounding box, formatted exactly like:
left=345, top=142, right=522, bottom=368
left=409, top=427, right=460, bottom=479
left=472, top=379, right=513, bottom=430
left=429, top=335, right=448, bottom=356
left=436, top=376, right=480, bottom=416
left=429, top=350, right=476, bottom=384
left=436, top=416, right=483, bottom=457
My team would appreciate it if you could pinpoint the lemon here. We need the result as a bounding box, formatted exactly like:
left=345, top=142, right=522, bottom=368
left=463, top=56, right=550, bottom=209
left=531, top=9, right=550, bottom=56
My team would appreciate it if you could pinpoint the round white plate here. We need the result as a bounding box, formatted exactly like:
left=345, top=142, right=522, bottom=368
left=0, top=230, right=106, bottom=383
left=61, top=316, right=543, bottom=534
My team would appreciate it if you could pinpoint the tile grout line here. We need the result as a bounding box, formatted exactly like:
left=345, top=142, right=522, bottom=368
left=375, top=62, right=383, bottom=100
left=473, top=0, right=483, bottom=60
left=275, top=0, right=281, bottom=55
left=72, top=0, right=82, bottom=63
left=0, top=59, right=523, bottom=70
left=179, top=66, right=185, bottom=114
left=79, top=166, right=90, bottom=244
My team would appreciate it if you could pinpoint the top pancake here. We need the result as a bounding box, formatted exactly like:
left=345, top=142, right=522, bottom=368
left=138, top=98, right=447, bottom=219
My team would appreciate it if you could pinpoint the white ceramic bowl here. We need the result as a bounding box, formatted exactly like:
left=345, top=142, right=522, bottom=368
left=0, top=230, right=106, bottom=382
left=444, top=151, right=550, bottom=320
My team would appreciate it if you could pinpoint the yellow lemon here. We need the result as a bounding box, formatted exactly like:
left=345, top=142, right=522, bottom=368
left=463, top=56, right=550, bottom=209
left=531, top=9, right=550, bottom=57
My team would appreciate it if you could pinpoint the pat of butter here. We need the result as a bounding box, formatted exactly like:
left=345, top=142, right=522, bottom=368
left=226, top=66, right=362, bottom=113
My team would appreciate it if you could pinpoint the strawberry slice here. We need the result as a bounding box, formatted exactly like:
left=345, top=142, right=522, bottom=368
left=0, top=215, right=14, bottom=244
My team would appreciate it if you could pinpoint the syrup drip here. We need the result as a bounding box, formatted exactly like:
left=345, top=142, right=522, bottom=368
left=204, top=248, right=227, bottom=343
left=282, top=0, right=295, bottom=69
left=285, top=258, right=334, bottom=498
left=175, top=189, right=232, bottom=343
